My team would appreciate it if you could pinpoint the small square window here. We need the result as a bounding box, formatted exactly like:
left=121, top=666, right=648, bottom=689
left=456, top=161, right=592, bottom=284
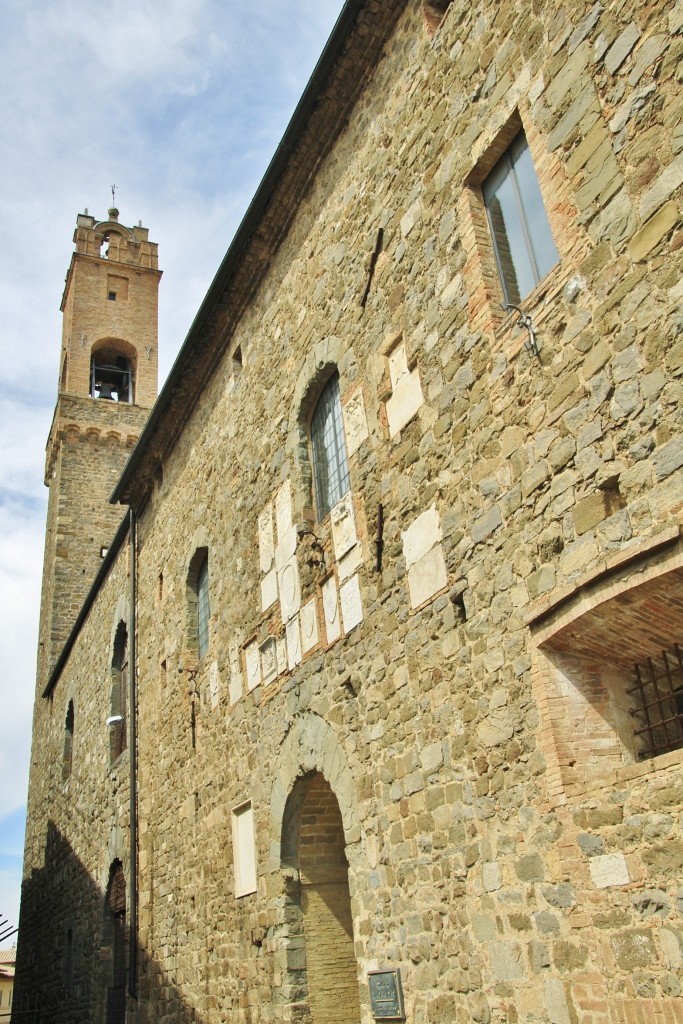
left=482, top=131, right=559, bottom=306
left=108, top=291, right=117, bottom=301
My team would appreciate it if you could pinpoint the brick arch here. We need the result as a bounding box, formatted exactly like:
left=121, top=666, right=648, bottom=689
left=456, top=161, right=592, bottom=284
left=285, top=336, right=354, bottom=519
left=269, top=711, right=360, bottom=874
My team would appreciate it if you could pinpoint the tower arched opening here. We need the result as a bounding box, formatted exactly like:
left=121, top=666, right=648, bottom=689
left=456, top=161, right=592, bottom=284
left=90, top=339, right=137, bottom=403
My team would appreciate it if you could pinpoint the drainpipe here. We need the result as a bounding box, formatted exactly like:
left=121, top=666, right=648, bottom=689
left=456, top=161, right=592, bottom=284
left=128, top=507, right=138, bottom=1000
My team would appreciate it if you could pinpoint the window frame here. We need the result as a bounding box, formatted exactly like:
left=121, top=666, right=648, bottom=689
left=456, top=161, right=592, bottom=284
left=196, top=554, right=210, bottom=661
left=310, top=371, right=350, bottom=522
left=482, top=130, right=559, bottom=307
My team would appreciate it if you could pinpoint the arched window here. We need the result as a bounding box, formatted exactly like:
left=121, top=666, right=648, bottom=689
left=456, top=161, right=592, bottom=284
left=187, top=548, right=210, bottom=661
left=91, top=347, right=133, bottom=402
left=103, top=860, right=127, bottom=1024
left=62, top=700, right=74, bottom=782
left=197, top=556, right=210, bottom=660
left=310, top=372, right=350, bottom=521
left=109, top=623, right=128, bottom=765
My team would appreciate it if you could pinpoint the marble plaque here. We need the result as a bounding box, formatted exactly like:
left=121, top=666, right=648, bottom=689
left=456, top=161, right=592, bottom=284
left=275, top=524, right=297, bottom=571
left=286, top=615, right=302, bottom=670
left=331, top=492, right=357, bottom=562
left=276, top=636, right=288, bottom=675
left=337, top=542, right=363, bottom=582
left=258, top=503, right=274, bottom=573
left=260, top=637, right=277, bottom=685
left=229, top=644, right=243, bottom=704
left=322, top=575, right=341, bottom=644
left=340, top=574, right=363, bottom=635
left=275, top=479, right=293, bottom=542
left=407, top=545, right=447, bottom=609
left=278, top=556, right=301, bottom=622
left=245, top=640, right=261, bottom=691
left=300, top=598, right=319, bottom=654
left=209, top=660, right=220, bottom=710
left=342, top=389, right=369, bottom=457
left=387, top=368, right=423, bottom=439
left=260, top=568, right=278, bottom=612
left=388, top=343, right=410, bottom=390
left=401, top=505, right=441, bottom=568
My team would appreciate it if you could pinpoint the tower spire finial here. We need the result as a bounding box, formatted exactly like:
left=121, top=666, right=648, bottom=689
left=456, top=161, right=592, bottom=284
left=111, top=183, right=117, bottom=207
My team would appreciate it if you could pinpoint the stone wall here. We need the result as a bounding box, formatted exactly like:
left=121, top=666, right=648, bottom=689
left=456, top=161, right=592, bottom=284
left=16, top=0, right=683, bottom=1022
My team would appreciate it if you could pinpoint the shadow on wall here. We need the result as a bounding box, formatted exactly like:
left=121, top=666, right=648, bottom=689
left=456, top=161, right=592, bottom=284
left=12, top=823, right=200, bottom=1024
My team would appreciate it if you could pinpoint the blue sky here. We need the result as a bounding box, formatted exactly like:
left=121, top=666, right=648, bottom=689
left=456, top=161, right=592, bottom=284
left=0, top=0, right=346, bottom=946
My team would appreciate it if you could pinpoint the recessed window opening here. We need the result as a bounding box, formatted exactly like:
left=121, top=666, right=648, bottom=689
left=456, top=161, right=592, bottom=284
left=310, top=372, right=350, bottom=521
left=197, top=556, right=210, bottom=660
left=629, top=644, right=683, bottom=758
left=422, top=0, right=453, bottom=34
left=103, top=860, right=127, bottom=1023
left=483, top=131, right=559, bottom=306
left=100, top=236, right=109, bottom=258
left=91, top=349, right=133, bottom=402
left=109, top=623, right=128, bottom=765
left=108, top=291, right=117, bottom=301
left=62, top=700, right=74, bottom=782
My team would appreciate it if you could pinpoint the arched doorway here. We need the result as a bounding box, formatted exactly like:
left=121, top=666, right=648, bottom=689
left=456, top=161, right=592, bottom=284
left=282, top=772, right=360, bottom=1024
left=103, top=860, right=127, bottom=1024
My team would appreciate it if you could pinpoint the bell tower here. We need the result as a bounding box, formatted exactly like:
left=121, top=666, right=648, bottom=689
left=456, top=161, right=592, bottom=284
left=37, top=207, right=161, bottom=689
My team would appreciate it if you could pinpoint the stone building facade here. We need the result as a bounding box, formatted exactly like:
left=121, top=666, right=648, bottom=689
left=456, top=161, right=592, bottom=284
left=14, top=1, right=683, bottom=1023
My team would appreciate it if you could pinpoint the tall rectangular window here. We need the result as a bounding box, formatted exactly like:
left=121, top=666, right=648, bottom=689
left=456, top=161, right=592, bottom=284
left=483, top=131, right=559, bottom=306
left=232, top=802, right=257, bottom=897
left=310, top=371, right=350, bottom=521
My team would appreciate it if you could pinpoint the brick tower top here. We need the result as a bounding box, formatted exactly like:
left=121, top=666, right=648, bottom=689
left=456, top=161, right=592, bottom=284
left=57, top=208, right=161, bottom=410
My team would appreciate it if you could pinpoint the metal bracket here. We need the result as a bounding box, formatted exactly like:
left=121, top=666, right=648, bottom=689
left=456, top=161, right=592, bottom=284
left=501, top=302, right=540, bottom=358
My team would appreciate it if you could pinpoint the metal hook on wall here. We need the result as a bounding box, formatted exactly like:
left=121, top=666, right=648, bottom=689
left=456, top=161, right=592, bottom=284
left=501, top=302, right=540, bottom=359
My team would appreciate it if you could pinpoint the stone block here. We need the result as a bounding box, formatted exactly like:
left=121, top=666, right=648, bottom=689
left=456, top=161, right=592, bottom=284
left=628, top=201, right=679, bottom=262
left=285, top=615, right=302, bottom=671
left=640, top=154, right=683, bottom=222
left=488, top=940, right=525, bottom=981
left=275, top=479, right=293, bottom=541
left=652, top=437, right=683, bottom=481
left=331, top=492, right=358, bottom=562
left=258, top=502, right=274, bottom=572
left=340, top=574, right=363, bottom=634
left=260, top=568, right=278, bottom=612
left=387, top=364, right=424, bottom=438
left=544, top=977, right=572, bottom=1024
left=515, top=853, right=545, bottom=882
left=342, top=388, right=369, bottom=456
left=260, top=637, right=277, bottom=685
left=407, top=545, right=448, bottom=608
left=604, top=22, right=640, bottom=74
left=245, top=640, right=261, bottom=692
left=482, top=862, right=502, bottom=892
left=589, top=852, right=630, bottom=888
left=277, top=556, right=301, bottom=621
left=322, top=575, right=341, bottom=644
left=300, top=599, right=318, bottom=654
left=611, top=930, right=657, bottom=969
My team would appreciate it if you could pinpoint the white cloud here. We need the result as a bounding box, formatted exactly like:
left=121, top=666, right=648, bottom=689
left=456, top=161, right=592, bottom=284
left=0, top=0, right=345, bottom=947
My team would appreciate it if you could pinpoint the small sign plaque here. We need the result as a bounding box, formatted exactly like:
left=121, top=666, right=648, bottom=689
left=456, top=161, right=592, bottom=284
left=368, top=968, right=405, bottom=1020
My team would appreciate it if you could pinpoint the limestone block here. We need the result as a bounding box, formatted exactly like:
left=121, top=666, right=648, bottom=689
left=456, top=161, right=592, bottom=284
left=209, top=660, right=220, bottom=710
left=260, top=568, right=278, bottom=612
left=483, top=862, right=502, bottom=892
left=258, top=503, right=274, bottom=573
left=604, top=22, right=640, bottom=74
left=477, top=710, right=514, bottom=748
left=245, top=640, right=261, bottom=692
left=322, top=575, right=341, bottom=643
left=337, top=542, right=363, bottom=582
left=389, top=343, right=410, bottom=390
left=640, top=155, right=683, bottom=222
left=300, top=598, right=319, bottom=654
left=407, top=545, right=447, bottom=608
left=331, top=492, right=358, bottom=562
left=420, top=741, right=443, bottom=774
left=660, top=929, right=682, bottom=970
left=277, top=556, right=301, bottom=622
left=275, top=479, right=293, bottom=542
left=628, top=201, right=679, bottom=262
left=489, top=940, right=525, bottom=980
left=340, top=574, right=363, bottom=634
left=589, top=852, right=630, bottom=888
left=342, top=388, right=369, bottom=457
left=544, top=978, right=572, bottom=1024
left=286, top=615, right=302, bottom=670
left=401, top=505, right=441, bottom=568
left=260, top=637, right=277, bottom=685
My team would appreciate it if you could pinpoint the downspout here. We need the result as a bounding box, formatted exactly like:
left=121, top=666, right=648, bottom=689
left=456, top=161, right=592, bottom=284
left=128, top=507, right=138, bottom=1001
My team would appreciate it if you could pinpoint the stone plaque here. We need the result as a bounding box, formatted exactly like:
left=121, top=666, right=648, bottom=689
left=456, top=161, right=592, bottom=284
left=340, top=574, right=363, bottom=635
left=258, top=503, right=274, bottom=573
left=286, top=615, right=302, bottom=670
left=342, top=388, right=369, bottom=456
left=331, top=492, right=358, bottom=562
left=245, top=640, right=261, bottom=691
left=229, top=644, right=243, bottom=705
left=260, top=568, right=278, bottom=612
left=337, top=542, right=362, bottom=582
left=407, top=545, right=447, bottom=609
left=322, top=575, right=341, bottom=644
left=275, top=524, right=297, bottom=571
left=209, top=660, right=220, bottom=709
left=278, top=556, right=301, bottom=622
left=260, top=637, right=277, bottom=685
left=276, top=636, right=288, bottom=675
left=401, top=505, right=441, bottom=568
left=275, top=479, right=293, bottom=542
left=368, top=969, right=405, bottom=1020
left=300, top=598, right=319, bottom=654
left=388, top=344, right=410, bottom=390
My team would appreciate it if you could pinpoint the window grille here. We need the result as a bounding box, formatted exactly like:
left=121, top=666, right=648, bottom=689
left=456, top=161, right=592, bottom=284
left=311, top=372, right=350, bottom=520
left=482, top=131, right=559, bottom=305
left=197, top=556, right=210, bottom=660
left=628, top=643, right=683, bottom=758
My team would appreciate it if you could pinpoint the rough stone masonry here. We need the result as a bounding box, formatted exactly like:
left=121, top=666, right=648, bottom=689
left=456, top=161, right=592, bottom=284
left=14, top=1, right=683, bottom=1022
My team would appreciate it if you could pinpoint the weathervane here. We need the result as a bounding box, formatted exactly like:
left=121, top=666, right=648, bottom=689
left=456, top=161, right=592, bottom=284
left=111, top=183, right=117, bottom=207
